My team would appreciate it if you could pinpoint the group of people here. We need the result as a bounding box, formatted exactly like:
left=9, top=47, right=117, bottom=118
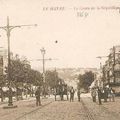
left=91, top=86, right=115, bottom=105
left=69, top=87, right=81, bottom=102
left=35, top=86, right=81, bottom=106
left=35, top=85, right=115, bottom=106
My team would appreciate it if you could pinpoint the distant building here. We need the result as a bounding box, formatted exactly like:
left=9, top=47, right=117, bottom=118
left=0, top=49, right=8, bottom=75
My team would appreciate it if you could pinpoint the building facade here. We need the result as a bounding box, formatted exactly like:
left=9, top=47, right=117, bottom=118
left=102, top=46, right=120, bottom=90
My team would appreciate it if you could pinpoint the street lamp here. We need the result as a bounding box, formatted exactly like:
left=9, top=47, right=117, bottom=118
left=0, top=16, right=37, bottom=107
left=40, top=47, right=46, bottom=97
left=40, top=47, right=46, bottom=82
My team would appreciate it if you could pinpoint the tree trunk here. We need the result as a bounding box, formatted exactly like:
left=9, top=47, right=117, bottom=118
left=1, top=87, right=4, bottom=102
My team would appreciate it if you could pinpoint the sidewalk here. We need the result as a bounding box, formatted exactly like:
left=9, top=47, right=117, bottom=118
left=0, top=96, right=53, bottom=120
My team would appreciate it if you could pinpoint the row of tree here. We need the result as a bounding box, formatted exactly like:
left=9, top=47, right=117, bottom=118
left=0, top=54, right=62, bottom=101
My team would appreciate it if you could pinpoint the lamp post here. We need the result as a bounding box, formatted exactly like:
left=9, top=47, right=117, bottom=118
left=0, top=16, right=37, bottom=106
left=40, top=47, right=46, bottom=82
left=40, top=47, right=46, bottom=97
left=113, top=46, right=116, bottom=83
left=30, top=50, right=58, bottom=97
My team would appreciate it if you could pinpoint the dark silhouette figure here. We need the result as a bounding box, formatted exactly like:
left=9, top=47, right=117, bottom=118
left=98, top=88, right=102, bottom=105
left=70, top=87, right=75, bottom=102
left=103, top=87, right=108, bottom=102
left=91, top=88, right=96, bottom=102
left=35, top=87, right=41, bottom=106
left=77, top=89, right=81, bottom=102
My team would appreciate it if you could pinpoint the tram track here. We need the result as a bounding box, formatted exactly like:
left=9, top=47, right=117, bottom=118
left=81, top=98, right=95, bottom=120
left=15, top=101, right=53, bottom=120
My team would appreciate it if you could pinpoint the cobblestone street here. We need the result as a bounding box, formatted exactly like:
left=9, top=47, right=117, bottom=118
left=0, top=94, right=119, bottom=120
left=16, top=98, right=86, bottom=120
left=0, top=97, right=53, bottom=120
left=30, top=97, right=120, bottom=120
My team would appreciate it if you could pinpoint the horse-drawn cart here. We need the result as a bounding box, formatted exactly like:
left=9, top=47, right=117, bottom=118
left=54, top=84, right=69, bottom=101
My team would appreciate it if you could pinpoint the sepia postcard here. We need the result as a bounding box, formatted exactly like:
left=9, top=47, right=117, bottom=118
left=0, top=0, right=120, bottom=120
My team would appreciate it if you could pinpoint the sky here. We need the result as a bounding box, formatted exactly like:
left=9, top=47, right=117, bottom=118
left=0, top=0, right=120, bottom=70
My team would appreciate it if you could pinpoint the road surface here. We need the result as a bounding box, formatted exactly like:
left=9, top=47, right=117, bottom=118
left=0, top=94, right=120, bottom=120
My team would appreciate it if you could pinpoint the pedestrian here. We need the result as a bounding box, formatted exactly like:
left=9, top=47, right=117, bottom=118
left=97, top=87, right=102, bottom=105
left=70, top=87, right=75, bottom=102
left=103, top=87, right=108, bottom=102
left=109, top=87, right=115, bottom=102
left=108, top=87, right=112, bottom=102
left=91, top=88, right=96, bottom=102
left=35, top=87, right=41, bottom=106
left=77, top=89, right=81, bottom=102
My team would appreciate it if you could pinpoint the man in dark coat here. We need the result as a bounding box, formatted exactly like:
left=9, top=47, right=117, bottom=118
left=35, top=87, right=41, bottom=106
left=97, top=87, right=102, bottom=105
left=103, top=87, right=108, bottom=102
left=70, top=87, right=75, bottom=102
left=77, top=89, right=81, bottom=102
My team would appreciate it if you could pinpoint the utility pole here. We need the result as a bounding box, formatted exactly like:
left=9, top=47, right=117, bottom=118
left=40, top=47, right=46, bottom=97
left=30, top=49, right=58, bottom=98
left=40, top=47, right=46, bottom=84
left=0, top=16, right=37, bottom=107
left=113, top=46, right=116, bottom=83
left=40, top=47, right=58, bottom=97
